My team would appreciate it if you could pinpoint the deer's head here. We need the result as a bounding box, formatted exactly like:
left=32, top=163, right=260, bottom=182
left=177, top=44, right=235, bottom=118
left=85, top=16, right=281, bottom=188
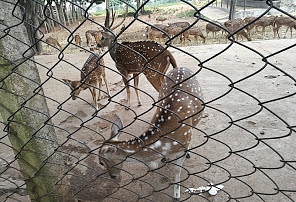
left=62, top=79, right=83, bottom=100
left=99, top=118, right=124, bottom=180
left=96, top=32, right=115, bottom=48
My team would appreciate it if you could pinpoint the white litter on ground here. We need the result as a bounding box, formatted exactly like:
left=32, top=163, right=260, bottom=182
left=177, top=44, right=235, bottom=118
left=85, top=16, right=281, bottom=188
left=185, top=182, right=224, bottom=196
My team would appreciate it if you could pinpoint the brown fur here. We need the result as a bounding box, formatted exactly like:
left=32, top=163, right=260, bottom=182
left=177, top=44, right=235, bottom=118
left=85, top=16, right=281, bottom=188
left=63, top=53, right=110, bottom=110
left=224, top=18, right=251, bottom=41
left=97, top=31, right=178, bottom=108
left=45, top=37, right=62, bottom=50
left=99, top=67, right=204, bottom=200
left=273, top=16, right=296, bottom=38
left=74, top=34, right=82, bottom=46
left=182, top=26, right=206, bottom=44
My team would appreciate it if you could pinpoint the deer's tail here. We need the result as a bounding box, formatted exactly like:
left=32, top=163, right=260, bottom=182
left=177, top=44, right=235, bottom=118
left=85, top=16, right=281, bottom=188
left=167, top=50, right=177, bottom=68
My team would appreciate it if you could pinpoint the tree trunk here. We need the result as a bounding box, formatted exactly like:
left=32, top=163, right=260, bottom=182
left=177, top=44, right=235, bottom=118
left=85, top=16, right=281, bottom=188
left=49, top=4, right=59, bottom=31
left=56, top=1, right=66, bottom=26
left=20, top=0, right=43, bottom=55
left=229, top=0, right=237, bottom=20
left=0, top=1, right=75, bottom=201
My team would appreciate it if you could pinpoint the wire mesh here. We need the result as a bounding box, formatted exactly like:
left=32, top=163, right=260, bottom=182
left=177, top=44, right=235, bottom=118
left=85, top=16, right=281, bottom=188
left=0, top=0, right=295, bottom=201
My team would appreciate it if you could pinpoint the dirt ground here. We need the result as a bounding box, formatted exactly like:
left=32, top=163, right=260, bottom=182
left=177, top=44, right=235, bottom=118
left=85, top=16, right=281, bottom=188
left=1, top=5, right=296, bottom=202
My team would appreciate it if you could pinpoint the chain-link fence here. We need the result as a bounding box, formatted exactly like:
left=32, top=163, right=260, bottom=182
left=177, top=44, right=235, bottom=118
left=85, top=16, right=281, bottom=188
left=0, top=0, right=295, bottom=201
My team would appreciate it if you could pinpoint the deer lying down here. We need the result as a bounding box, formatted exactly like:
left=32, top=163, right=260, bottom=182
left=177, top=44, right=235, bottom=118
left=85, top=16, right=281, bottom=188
left=63, top=53, right=110, bottom=110
left=97, top=31, right=177, bottom=109
left=99, top=67, right=204, bottom=201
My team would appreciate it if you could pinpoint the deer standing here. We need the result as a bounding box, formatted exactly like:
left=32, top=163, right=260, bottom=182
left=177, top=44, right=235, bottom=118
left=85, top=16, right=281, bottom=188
left=97, top=31, right=177, bottom=109
left=99, top=67, right=204, bottom=201
left=45, top=37, right=62, bottom=50
left=63, top=53, right=110, bottom=110
left=74, top=34, right=82, bottom=47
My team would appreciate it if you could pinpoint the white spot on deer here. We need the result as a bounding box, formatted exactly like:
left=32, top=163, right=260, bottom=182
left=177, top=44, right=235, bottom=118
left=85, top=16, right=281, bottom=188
left=163, top=142, right=171, bottom=151
left=149, top=140, right=162, bottom=150
left=168, top=116, right=171, bottom=120
left=173, top=141, right=178, bottom=145
left=184, top=131, right=188, bottom=136
left=125, top=149, right=135, bottom=153
left=177, top=106, right=183, bottom=112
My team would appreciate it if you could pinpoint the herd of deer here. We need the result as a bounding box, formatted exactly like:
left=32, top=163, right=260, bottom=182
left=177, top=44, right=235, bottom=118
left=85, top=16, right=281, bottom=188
left=60, top=29, right=204, bottom=200
left=145, top=15, right=296, bottom=43
left=43, top=14, right=294, bottom=201
left=44, top=23, right=203, bottom=199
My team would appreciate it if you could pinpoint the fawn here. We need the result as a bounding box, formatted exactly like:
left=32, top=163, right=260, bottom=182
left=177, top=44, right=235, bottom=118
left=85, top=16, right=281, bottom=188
left=97, top=31, right=177, bottom=109
left=74, top=34, right=82, bottom=47
left=99, top=67, right=204, bottom=201
left=63, top=53, right=110, bottom=110
left=45, top=37, right=62, bottom=50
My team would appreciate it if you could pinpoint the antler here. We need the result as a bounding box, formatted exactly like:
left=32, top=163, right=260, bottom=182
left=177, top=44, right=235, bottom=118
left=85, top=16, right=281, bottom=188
left=104, top=4, right=128, bottom=31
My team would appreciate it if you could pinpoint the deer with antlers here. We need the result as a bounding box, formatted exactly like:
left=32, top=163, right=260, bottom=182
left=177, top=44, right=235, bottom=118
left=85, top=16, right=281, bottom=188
left=97, top=31, right=177, bottom=109
left=63, top=53, right=110, bottom=110
left=99, top=67, right=204, bottom=201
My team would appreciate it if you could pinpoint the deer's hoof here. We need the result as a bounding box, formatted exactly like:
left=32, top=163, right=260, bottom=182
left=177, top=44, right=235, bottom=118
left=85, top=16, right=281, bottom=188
left=186, top=153, right=190, bottom=159
left=173, top=198, right=180, bottom=201
left=138, top=102, right=142, bottom=106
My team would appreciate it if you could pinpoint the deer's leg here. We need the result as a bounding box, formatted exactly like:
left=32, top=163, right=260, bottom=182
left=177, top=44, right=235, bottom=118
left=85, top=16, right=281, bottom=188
left=91, top=82, right=98, bottom=110
left=172, top=152, right=186, bottom=201
left=283, top=26, right=289, bottom=38
left=98, top=78, right=102, bottom=100
left=102, top=72, right=110, bottom=98
left=122, top=75, right=131, bottom=109
left=133, top=74, right=142, bottom=106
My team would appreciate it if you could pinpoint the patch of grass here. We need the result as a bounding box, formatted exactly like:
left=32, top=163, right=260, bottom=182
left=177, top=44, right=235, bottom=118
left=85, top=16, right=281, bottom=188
left=93, top=11, right=105, bottom=16
left=177, top=9, right=210, bottom=21
left=177, top=9, right=196, bottom=18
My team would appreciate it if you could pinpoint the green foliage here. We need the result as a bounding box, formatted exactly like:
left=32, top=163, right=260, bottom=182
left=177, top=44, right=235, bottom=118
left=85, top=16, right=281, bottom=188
left=177, top=9, right=196, bottom=18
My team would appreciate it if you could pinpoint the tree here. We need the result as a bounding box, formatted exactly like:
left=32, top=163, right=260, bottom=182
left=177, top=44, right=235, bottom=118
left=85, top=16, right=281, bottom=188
left=19, top=0, right=44, bottom=55
left=229, top=0, right=237, bottom=20
left=0, top=1, right=75, bottom=201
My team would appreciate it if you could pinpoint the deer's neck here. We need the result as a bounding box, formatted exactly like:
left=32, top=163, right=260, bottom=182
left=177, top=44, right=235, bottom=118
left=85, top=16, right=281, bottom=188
left=107, top=110, right=190, bottom=162
left=108, top=39, right=119, bottom=62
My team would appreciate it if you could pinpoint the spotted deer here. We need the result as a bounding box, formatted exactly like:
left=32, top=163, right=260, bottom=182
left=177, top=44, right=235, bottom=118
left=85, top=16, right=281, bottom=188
left=45, top=37, right=62, bottom=50
left=63, top=53, right=110, bottom=110
left=273, top=16, right=296, bottom=38
left=182, top=26, right=206, bottom=44
left=74, top=34, right=82, bottom=47
left=99, top=67, right=204, bottom=201
left=224, top=18, right=251, bottom=41
left=206, top=22, right=224, bottom=38
left=97, top=31, right=177, bottom=109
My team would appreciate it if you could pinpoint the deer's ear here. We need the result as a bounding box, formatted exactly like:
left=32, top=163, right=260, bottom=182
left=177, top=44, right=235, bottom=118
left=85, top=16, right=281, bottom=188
left=101, top=145, right=117, bottom=155
left=110, top=117, right=123, bottom=140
